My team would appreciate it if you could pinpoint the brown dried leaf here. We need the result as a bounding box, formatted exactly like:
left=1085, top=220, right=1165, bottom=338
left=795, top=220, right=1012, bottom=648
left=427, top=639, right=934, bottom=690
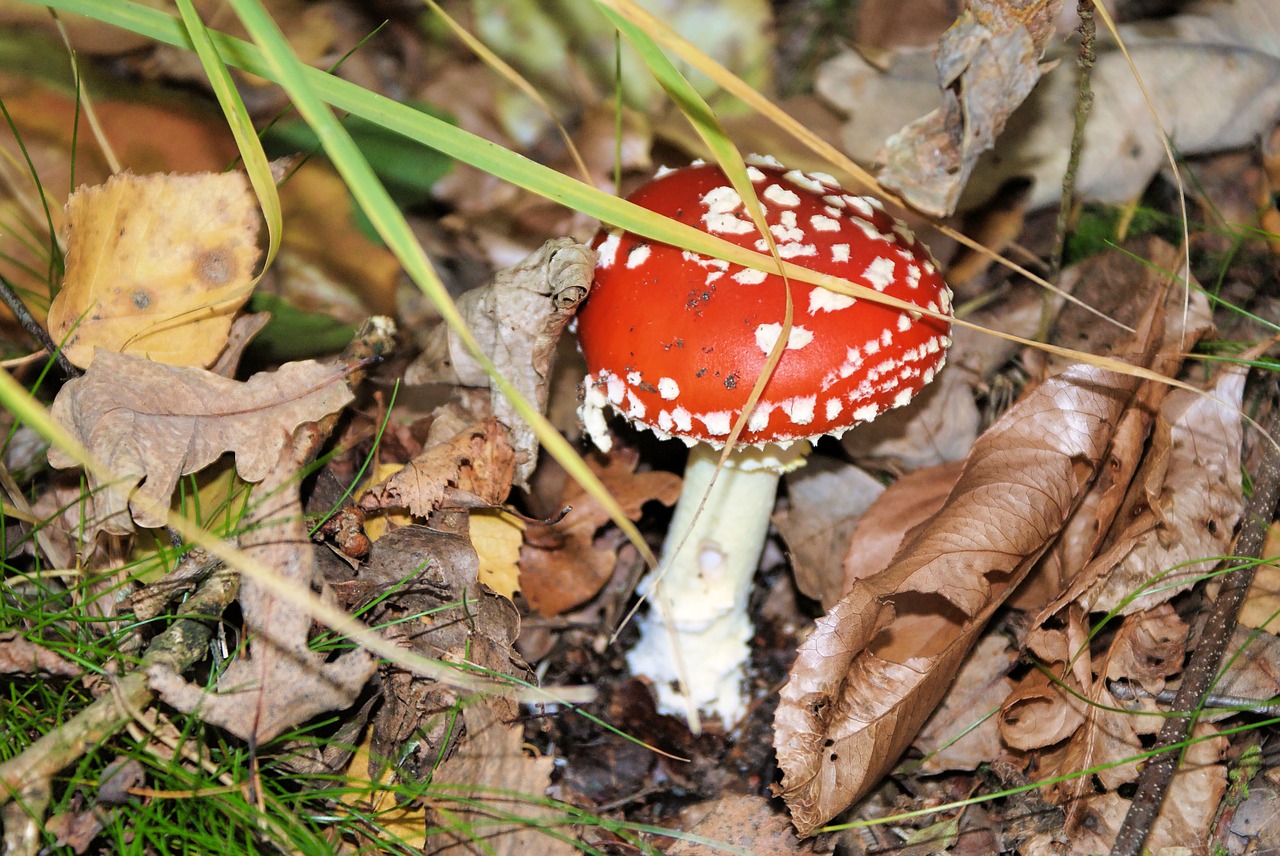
left=148, top=435, right=375, bottom=743
left=47, top=353, right=354, bottom=534
left=360, top=417, right=516, bottom=519
left=773, top=363, right=1137, bottom=836
left=47, top=171, right=259, bottom=369
left=776, top=456, right=885, bottom=609
left=1098, top=603, right=1187, bottom=696
left=875, top=0, right=1062, bottom=216
left=666, top=794, right=808, bottom=855
left=519, top=449, right=680, bottom=617
left=1050, top=363, right=1246, bottom=617
left=840, top=460, right=963, bottom=602
left=914, top=635, right=1018, bottom=773
left=0, top=632, right=80, bottom=677
left=405, top=238, right=593, bottom=486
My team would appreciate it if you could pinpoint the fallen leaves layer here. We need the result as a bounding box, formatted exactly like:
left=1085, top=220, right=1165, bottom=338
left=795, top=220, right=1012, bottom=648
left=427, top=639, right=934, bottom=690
left=773, top=361, right=1140, bottom=836
left=48, top=352, right=354, bottom=534
left=519, top=448, right=681, bottom=617
left=147, top=432, right=375, bottom=743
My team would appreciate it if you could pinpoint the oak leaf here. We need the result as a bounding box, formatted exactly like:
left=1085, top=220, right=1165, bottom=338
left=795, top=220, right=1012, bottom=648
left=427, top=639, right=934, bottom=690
left=48, top=352, right=353, bottom=534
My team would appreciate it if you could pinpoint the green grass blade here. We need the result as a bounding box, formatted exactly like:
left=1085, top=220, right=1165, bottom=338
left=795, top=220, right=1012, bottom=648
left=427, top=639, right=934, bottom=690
left=174, top=0, right=282, bottom=275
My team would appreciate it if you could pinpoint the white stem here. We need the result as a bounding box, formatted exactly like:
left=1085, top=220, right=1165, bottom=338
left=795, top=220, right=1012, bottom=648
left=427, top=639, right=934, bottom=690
left=626, top=442, right=804, bottom=726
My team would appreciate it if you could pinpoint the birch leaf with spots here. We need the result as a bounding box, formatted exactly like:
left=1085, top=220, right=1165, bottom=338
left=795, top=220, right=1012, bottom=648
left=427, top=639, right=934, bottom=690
left=47, top=352, right=353, bottom=534
left=773, top=363, right=1139, bottom=836
left=47, top=171, right=259, bottom=369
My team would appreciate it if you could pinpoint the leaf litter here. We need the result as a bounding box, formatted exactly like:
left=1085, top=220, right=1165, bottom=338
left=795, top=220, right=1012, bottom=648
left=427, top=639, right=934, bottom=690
left=3, top=1, right=1280, bottom=854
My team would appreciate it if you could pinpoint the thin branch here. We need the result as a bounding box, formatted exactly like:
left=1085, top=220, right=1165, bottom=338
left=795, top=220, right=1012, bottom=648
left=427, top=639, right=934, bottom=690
left=1050, top=0, right=1098, bottom=277
left=1111, top=379, right=1280, bottom=856
left=0, top=274, right=78, bottom=378
left=0, top=568, right=239, bottom=807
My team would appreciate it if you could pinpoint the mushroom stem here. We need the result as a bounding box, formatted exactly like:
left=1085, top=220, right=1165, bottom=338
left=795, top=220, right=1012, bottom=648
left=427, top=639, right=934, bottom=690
left=627, top=441, right=807, bottom=726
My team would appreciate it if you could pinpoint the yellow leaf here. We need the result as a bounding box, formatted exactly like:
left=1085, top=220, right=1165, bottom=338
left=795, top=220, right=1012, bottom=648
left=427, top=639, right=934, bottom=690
left=360, top=460, right=411, bottom=542
left=47, top=171, right=259, bottom=368
left=470, top=508, right=525, bottom=601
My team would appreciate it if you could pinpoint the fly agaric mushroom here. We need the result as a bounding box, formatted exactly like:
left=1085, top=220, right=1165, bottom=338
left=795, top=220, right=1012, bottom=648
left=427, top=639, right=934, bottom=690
left=576, top=157, right=953, bottom=725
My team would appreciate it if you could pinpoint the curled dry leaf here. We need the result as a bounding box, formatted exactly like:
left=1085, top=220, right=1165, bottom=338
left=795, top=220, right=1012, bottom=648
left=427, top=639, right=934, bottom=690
left=148, top=433, right=375, bottom=744
left=47, top=171, right=259, bottom=369
left=406, top=238, right=594, bottom=486
left=48, top=352, right=354, bottom=535
left=875, top=0, right=1062, bottom=216
left=359, top=416, right=516, bottom=519
left=773, top=363, right=1138, bottom=836
left=1043, top=363, right=1246, bottom=617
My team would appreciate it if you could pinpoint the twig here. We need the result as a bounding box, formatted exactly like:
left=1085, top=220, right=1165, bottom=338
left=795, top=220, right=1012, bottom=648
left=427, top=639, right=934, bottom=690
left=1049, top=0, right=1098, bottom=277
left=1110, top=381, right=1280, bottom=856
left=0, top=568, right=239, bottom=807
left=0, top=273, right=79, bottom=379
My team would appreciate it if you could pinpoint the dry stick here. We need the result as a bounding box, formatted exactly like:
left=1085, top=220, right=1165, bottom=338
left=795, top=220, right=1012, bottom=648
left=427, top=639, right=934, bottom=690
left=0, top=568, right=239, bottom=806
left=0, top=274, right=79, bottom=379
left=1110, top=384, right=1280, bottom=856
left=1049, top=0, right=1097, bottom=278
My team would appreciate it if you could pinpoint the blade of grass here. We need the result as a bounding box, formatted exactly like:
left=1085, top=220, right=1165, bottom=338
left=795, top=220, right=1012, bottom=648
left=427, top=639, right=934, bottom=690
left=174, top=0, right=281, bottom=276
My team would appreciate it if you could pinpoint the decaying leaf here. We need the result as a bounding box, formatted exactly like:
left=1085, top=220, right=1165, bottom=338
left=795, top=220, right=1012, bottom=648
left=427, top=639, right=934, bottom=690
left=820, top=0, right=1280, bottom=212
left=666, top=794, right=808, bottom=855
left=519, top=448, right=681, bottom=617
left=47, top=171, right=260, bottom=369
left=913, top=634, right=1018, bottom=773
left=340, top=525, right=573, bottom=855
left=0, top=632, right=80, bottom=677
left=1045, top=363, right=1246, bottom=617
left=776, top=455, right=885, bottom=609
left=875, top=0, right=1062, bottom=215
left=47, top=352, right=354, bottom=534
left=470, top=508, right=526, bottom=600
left=359, top=416, right=516, bottom=519
left=406, top=238, right=594, bottom=486
left=148, top=434, right=375, bottom=743
left=773, top=361, right=1140, bottom=836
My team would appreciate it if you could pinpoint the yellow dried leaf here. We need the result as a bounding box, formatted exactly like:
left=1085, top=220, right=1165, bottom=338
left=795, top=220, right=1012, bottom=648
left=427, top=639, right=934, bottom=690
left=471, top=508, right=525, bottom=601
left=47, top=171, right=259, bottom=368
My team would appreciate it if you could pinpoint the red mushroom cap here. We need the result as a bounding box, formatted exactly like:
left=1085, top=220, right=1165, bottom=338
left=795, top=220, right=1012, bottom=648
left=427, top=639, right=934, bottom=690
left=577, top=159, right=953, bottom=448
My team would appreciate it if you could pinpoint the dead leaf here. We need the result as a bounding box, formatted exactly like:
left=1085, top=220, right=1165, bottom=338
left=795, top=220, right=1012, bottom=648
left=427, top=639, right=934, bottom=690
left=359, top=416, right=516, bottom=519
left=148, top=433, right=375, bottom=743
left=406, top=238, right=593, bottom=486
left=914, top=634, right=1018, bottom=773
left=776, top=455, right=885, bottom=609
left=1240, top=523, right=1280, bottom=632
left=338, top=525, right=573, bottom=854
left=840, top=460, right=964, bottom=603
left=470, top=508, right=525, bottom=600
left=1097, top=603, right=1187, bottom=696
left=666, top=794, right=808, bottom=855
left=1052, top=363, right=1246, bottom=617
left=0, top=632, right=80, bottom=676
left=47, top=171, right=260, bottom=369
left=48, top=352, right=354, bottom=534
left=519, top=448, right=680, bottom=617
left=875, top=0, right=1062, bottom=216
left=773, top=361, right=1140, bottom=836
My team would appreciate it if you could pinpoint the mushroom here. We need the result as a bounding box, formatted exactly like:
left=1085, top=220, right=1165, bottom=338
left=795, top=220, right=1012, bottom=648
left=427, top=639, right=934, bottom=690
left=575, top=157, right=953, bottom=726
